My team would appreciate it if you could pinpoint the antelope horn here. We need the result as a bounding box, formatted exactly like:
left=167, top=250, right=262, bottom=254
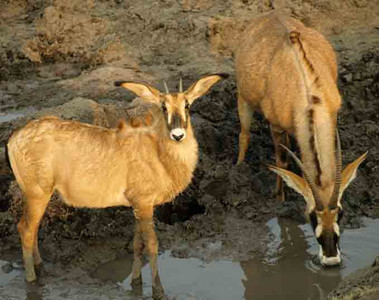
left=279, top=144, right=324, bottom=211
left=329, top=129, right=342, bottom=210
left=163, top=81, right=169, bottom=94
left=179, top=77, right=183, bottom=93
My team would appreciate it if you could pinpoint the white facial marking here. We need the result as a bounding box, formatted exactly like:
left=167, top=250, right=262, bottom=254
left=315, top=224, right=323, bottom=238
left=320, top=249, right=341, bottom=266
left=170, top=128, right=186, bottom=141
left=333, top=222, right=340, bottom=236
left=318, top=245, right=323, bottom=261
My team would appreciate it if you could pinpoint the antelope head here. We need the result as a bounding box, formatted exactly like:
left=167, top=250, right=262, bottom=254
left=115, top=74, right=228, bottom=142
left=268, top=131, right=367, bottom=266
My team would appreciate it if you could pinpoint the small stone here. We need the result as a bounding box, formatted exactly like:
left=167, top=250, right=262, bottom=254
left=2, top=263, right=13, bottom=274
left=372, top=256, right=379, bottom=267
left=11, top=261, right=23, bottom=270
left=342, top=73, right=353, bottom=83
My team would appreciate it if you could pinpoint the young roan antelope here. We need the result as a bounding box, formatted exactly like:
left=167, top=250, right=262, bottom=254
left=7, top=74, right=227, bottom=299
left=235, top=13, right=367, bottom=266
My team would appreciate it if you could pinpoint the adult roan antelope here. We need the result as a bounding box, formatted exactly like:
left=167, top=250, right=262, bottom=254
left=7, top=73, right=227, bottom=299
left=235, top=13, right=367, bottom=266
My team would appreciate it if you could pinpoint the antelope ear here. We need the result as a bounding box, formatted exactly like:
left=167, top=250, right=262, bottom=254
left=185, top=73, right=228, bottom=104
left=115, top=81, right=161, bottom=104
left=339, top=151, right=368, bottom=197
left=268, top=165, right=314, bottom=206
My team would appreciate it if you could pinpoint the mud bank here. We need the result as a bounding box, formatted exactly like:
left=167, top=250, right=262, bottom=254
left=328, top=256, right=379, bottom=300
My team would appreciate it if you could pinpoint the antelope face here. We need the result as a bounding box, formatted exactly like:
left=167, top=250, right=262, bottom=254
left=309, top=207, right=344, bottom=266
left=115, top=74, right=228, bottom=143
left=161, top=93, right=190, bottom=142
left=268, top=131, right=368, bottom=267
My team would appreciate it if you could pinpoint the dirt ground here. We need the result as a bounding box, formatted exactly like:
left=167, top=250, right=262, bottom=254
left=0, top=0, right=378, bottom=299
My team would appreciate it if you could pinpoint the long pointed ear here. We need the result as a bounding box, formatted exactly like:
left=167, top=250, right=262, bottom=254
left=268, top=165, right=314, bottom=206
left=185, top=73, right=228, bottom=104
left=115, top=81, right=161, bottom=103
left=340, top=151, right=368, bottom=196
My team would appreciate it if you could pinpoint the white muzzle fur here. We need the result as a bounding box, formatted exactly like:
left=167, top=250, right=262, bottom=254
left=170, top=128, right=186, bottom=141
left=319, top=246, right=341, bottom=266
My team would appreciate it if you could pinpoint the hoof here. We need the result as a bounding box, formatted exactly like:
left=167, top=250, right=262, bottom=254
left=152, top=287, right=167, bottom=300
left=131, top=275, right=143, bottom=288
left=131, top=275, right=143, bottom=297
left=25, top=271, right=37, bottom=282
left=34, top=263, right=45, bottom=277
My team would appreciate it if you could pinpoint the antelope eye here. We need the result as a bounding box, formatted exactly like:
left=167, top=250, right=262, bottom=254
left=161, top=102, right=167, bottom=111
left=337, top=209, right=344, bottom=223
left=333, top=232, right=339, bottom=245
left=309, top=210, right=318, bottom=231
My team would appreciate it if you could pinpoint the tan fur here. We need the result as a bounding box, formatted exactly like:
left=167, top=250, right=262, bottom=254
left=236, top=12, right=341, bottom=198
left=7, top=74, right=225, bottom=298
left=8, top=116, right=197, bottom=209
left=317, top=208, right=338, bottom=232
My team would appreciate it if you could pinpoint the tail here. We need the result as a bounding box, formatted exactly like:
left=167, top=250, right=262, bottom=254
left=5, top=143, right=11, bottom=170
left=4, top=131, right=14, bottom=172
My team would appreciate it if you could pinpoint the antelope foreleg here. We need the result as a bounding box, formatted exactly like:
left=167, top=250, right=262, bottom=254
left=134, top=204, right=166, bottom=300
left=131, top=221, right=144, bottom=295
left=237, top=97, right=253, bottom=164
left=270, top=125, right=290, bottom=201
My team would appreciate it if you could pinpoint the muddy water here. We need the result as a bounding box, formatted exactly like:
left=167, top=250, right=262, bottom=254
left=92, top=218, right=379, bottom=300
left=0, top=112, right=24, bottom=123
left=0, top=108, right=35, bottom=123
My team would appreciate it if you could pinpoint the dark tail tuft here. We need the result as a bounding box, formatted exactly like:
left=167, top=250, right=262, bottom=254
left=4, top=142, right=11, bottom=171
left=114, top=81, right=126, bottom=87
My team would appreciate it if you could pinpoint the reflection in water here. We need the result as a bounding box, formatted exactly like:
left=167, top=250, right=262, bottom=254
left=91, top=218, right=379, bottom=299
left=26, top=281, right=45, bottom=300
left=117, top=252, right=245, bottom=299
left=241, top=218, right=341, bottom=300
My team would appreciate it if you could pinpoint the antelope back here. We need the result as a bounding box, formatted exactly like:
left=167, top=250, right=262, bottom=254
left=235, top=13, right=339, bottom=132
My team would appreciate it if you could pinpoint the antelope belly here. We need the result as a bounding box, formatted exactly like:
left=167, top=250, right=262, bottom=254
left=56, top=183, right=131, bottom=208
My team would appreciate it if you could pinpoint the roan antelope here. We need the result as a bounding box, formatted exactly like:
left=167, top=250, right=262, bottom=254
left=235, top=13, right=367, bottom=266
left=7, top=74, right=227, bottom=299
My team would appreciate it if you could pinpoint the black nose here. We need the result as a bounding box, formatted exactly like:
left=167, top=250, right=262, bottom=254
left=173, top=133, right=184, bottom=141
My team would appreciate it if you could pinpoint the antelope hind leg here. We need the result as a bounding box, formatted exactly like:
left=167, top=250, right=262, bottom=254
left=237, top=97, right=253, bottom=164
left=18, top=194, right=50, bottom=282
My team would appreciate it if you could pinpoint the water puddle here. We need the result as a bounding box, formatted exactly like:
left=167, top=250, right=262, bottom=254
left=92, top=217, right=379, bottom=300
left=0, top=260, right=21, bottom=286
left=0, top=108, right=35, bottom=123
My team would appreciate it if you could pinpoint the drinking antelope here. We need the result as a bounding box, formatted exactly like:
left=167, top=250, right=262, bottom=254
left=235, top=13, right=367, bottom=266
left=7, top=74, right=227, bottom=299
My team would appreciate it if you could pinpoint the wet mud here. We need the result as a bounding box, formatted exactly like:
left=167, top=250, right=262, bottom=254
left=0, top=0, right=378, bottom=299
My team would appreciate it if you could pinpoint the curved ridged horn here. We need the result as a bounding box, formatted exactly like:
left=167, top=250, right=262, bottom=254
left=179, top=78, right=183, bottom=93
left=163, top=81, right=169, bottom=94
left=329, top=129, right=342, bottom=210
left=279, top=144, right=324, bottom=211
